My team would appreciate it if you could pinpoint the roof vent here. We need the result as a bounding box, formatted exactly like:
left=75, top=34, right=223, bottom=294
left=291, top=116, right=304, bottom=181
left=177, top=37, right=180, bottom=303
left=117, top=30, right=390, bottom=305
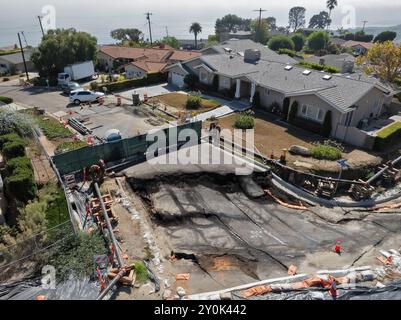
left=284, top=65, right=293, bottom=71
left=224, top=47, right=232, bottom=53
left=322, top=75, right=332, bottom=80
left=303, top=70, right=311, bottom=75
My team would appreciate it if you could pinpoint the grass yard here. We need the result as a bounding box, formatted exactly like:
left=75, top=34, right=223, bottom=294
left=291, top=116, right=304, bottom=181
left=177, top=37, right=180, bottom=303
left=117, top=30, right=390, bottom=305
left=35, top=116, right=73, bottom=140
left=151, top=92, right=221, bottom=114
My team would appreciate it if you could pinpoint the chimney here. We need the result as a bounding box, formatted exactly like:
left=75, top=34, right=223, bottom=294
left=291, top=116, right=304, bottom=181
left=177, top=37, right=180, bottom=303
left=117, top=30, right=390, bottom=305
left=244, top=49, right=261, bottom=63
left=341, top=60, right=354, bottom=74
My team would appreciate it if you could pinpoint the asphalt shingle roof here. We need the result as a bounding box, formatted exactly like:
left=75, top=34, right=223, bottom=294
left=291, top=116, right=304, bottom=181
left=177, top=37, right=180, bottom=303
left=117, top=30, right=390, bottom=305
left=193, top=53, right=393, bottom=113
left=205, top=39, right=297, bottom=64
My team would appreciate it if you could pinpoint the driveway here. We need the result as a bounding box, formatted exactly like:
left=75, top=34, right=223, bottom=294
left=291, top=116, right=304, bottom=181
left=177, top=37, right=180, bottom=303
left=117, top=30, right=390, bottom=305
left=192, top=99, right=250, bottom=122
left=118, top=83, right=176, bottom=100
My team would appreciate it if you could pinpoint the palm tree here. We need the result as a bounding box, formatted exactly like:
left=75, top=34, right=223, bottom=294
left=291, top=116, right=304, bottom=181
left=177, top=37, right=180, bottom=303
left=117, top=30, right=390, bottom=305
left=189, top=22, right=202, bottom=49
left=326, top=0, right=338, bottom=28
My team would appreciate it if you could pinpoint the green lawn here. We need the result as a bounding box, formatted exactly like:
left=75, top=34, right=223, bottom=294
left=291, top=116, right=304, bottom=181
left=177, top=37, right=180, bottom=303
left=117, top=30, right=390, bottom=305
left=35, top=116, right=73, bottom=140
left=376, top=121, right=401, bottom=139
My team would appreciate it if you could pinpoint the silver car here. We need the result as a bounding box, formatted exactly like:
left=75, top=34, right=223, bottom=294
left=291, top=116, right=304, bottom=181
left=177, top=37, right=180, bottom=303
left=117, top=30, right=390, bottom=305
left=69, top=90, right=105, bottom=105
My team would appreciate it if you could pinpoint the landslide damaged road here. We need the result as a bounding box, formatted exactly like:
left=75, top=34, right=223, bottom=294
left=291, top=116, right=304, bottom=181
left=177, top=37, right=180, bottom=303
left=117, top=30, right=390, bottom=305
left=121, top=145, right=401, bottom=295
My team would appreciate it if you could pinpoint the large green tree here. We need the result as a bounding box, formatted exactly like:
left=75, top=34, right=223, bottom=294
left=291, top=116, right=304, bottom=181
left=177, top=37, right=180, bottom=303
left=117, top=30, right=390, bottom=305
left=251, top=19, right=269, bottom=44
left=110, top=28, right=143, bottom=43
left=288, top=7, right=306, bottom=32
left=31, top=28, right=97, bottom=78
left=160, top=36, right=180, bottom=49
left=374, top=31, right=397, bottom=43
left=309, top=11, right=331, bottom=29
left=215, top=14, right=250, bottom=39
left=190, top=22, right=202, bottom=49
left=307, top=31, right=330, bottom=52
left=291, top=33, right=306, bottom=51
left=268, top=35, right=295, bottom=51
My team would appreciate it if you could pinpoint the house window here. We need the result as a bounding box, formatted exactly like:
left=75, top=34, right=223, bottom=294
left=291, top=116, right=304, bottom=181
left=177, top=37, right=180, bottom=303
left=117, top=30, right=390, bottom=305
left=200, top=71, right=207, bottom=82
left=301, top=104, right=323, bottom=121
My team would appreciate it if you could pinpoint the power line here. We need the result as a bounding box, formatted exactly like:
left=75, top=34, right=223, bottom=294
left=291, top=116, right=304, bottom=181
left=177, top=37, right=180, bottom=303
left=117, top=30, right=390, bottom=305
left=145, top=12, right=153, bottom=45
left=361, top=20, right=368, bottom=32
left=38, top=15, right=45, bottom=37
left=253, top=8, right=267, bottom=43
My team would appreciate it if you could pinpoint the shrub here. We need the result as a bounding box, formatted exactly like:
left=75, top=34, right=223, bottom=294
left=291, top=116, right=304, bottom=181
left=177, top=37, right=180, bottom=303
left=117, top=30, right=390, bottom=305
left=0, top=110, right=33, bottom=136
left=212, top=75, right=219, bottom=92
left=31, top=77, right=58, bottom=87
left=184, top=74, right=199, bottom=90
left=282, top=98, right=290, bottom=120
left=307, top=31, right=330, bottom=52
left=234, top=110, right=255, bottom=129
left=5, top=164, right=36, bottom=202
left=268, top=35, right=295, bottom=52
left=2, top=78, right=10, bottom=82
left=0, top=96, right=13, bottom=104
left=186, top=95, right=202, bottom=109
left=0, top=133, right=21, bottom=149
left=2, top=140, right=25, bottom=159
left=97, top=72, right=167, bottom=93
left=291, top=33, right=306, bottom=52
left=374, top=121, right=401, bottom=151
left=288, top=101, right=298, bottom=123
left=252, top=91, right=261, bottom=108
left=298, top=60, right=341, bottom=74
left=320, top=110, right=332, bottom=137
left=134, top=260, right=149, bottom=283
left=90, top=81, right=98, bottom=90
left=311, top=141, right=342, bottom=160
left=5, top=156, right=32, bottom=173
left=278, top=48, right=297, bottom=57
left=55, top=140, right=87, bottom=154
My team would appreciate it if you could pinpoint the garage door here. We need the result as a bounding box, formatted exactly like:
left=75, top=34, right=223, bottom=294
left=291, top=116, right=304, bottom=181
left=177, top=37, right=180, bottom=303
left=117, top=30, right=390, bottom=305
left=171, top=72, right=185, bottom=88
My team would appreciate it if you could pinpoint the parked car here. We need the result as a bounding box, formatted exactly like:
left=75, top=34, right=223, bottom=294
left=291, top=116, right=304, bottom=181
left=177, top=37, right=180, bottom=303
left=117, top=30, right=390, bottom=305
left=60, top=82, right=83, bottom=94
left=69, top=90, right=105, bottom=105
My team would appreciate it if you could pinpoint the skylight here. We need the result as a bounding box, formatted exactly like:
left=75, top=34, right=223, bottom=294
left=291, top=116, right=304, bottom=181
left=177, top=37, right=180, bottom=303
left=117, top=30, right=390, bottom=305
left=322, top=75, right=332, bottom=80
left=284, top=65, right=293, bottom=71
left=303, top=70, right=311, bottom=75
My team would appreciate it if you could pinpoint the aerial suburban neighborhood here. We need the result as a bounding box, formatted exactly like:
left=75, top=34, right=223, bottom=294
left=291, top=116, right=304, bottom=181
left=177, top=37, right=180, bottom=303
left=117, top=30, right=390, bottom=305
left=1, top=0, right=401, bottom=307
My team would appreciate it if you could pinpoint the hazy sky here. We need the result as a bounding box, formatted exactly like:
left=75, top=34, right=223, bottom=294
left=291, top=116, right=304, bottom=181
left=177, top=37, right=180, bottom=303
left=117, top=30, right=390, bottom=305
left=1, top=0, right=401, bottom=46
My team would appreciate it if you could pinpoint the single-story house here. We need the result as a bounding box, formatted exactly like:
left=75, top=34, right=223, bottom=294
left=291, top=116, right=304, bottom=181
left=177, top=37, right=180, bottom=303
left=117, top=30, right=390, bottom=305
left=166, top=39, right=395, bottom=147
left=97, top=45, right=201, bottom=77
left=342, top=40, right=374, bottom=56
left=0, top=49, right=34, bottom=74
left=304, top=53, right=355, bottom=73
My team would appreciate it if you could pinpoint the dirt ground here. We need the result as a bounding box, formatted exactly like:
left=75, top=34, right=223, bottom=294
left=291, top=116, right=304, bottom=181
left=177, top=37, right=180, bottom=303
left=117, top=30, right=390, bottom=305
left=115, top=148, right=401, bottom=298
left=149, top=92, right=220, bottom=117
left=208, top=110, right=382, bottom=173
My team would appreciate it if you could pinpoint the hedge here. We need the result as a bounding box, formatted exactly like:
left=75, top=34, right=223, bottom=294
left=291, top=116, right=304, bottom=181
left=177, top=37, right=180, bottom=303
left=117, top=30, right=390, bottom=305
left=5, top=165, right=36, bottom=203
left=298, top=61, right=341, bottom=74
left=2, top=140, right=25, bottom=159
left=311, top=144, right=342, bottom=160
left=374, top=122, right=401, bottom=151
left=98, top=72, right=167, bottom=92
left=0, top=133, right=21, bottom=149
left=5, top=156, right=32, bottom=173
left=0, top=96, right=13, bottom=104
left=186, top=95, right=202, bottom=109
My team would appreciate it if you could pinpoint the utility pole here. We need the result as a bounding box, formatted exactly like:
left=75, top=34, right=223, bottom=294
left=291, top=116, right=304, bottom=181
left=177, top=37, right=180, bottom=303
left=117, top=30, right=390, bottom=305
left=361, top=20, right=368, bottom=33
left=38, top=15, right=45, bottom=37
left=165, top=26, right=169, bottom=37
left=17, top=32, right=29, bottom=80
left=253, top=8, right=267, bottom=43
left=145, top=12, right=153, bottom=45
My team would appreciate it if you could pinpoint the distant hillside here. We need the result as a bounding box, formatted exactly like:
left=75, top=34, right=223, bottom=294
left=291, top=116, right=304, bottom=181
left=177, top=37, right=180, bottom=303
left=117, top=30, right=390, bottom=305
left=349, top=25, right=401, bottom=43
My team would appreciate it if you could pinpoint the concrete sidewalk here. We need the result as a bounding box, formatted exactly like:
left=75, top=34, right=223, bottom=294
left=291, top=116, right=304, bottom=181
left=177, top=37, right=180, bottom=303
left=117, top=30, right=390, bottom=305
left=118, top=83, right=176, bottom=100
left=192, top=100, right=250, bottom=122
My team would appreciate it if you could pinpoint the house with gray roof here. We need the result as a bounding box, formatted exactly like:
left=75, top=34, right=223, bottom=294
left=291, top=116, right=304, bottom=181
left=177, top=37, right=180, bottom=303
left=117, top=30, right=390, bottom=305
left=166, top=39, right=396, bottom=147
left=304, top=53, right=356, bottom=73
left=0, top=49, right=34, bottom=74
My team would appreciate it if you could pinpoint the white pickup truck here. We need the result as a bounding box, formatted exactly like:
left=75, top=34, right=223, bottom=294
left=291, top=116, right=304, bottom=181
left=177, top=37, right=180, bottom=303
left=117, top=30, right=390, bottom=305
left=58, top=61, right=95, bottom=85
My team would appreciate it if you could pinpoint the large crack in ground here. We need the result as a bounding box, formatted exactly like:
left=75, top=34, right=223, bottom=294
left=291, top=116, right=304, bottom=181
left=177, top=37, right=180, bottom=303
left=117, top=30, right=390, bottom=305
left=124, top=168, right=401, bottom=287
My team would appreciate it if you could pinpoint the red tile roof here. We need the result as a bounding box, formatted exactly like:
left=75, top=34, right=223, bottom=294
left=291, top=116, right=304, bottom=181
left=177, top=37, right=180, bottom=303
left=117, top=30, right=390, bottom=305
left=99, top=45, right=201, bottom=64
left=128, top=61, right=168, bottom=73
left=342, top=41, right=374, bottom=50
